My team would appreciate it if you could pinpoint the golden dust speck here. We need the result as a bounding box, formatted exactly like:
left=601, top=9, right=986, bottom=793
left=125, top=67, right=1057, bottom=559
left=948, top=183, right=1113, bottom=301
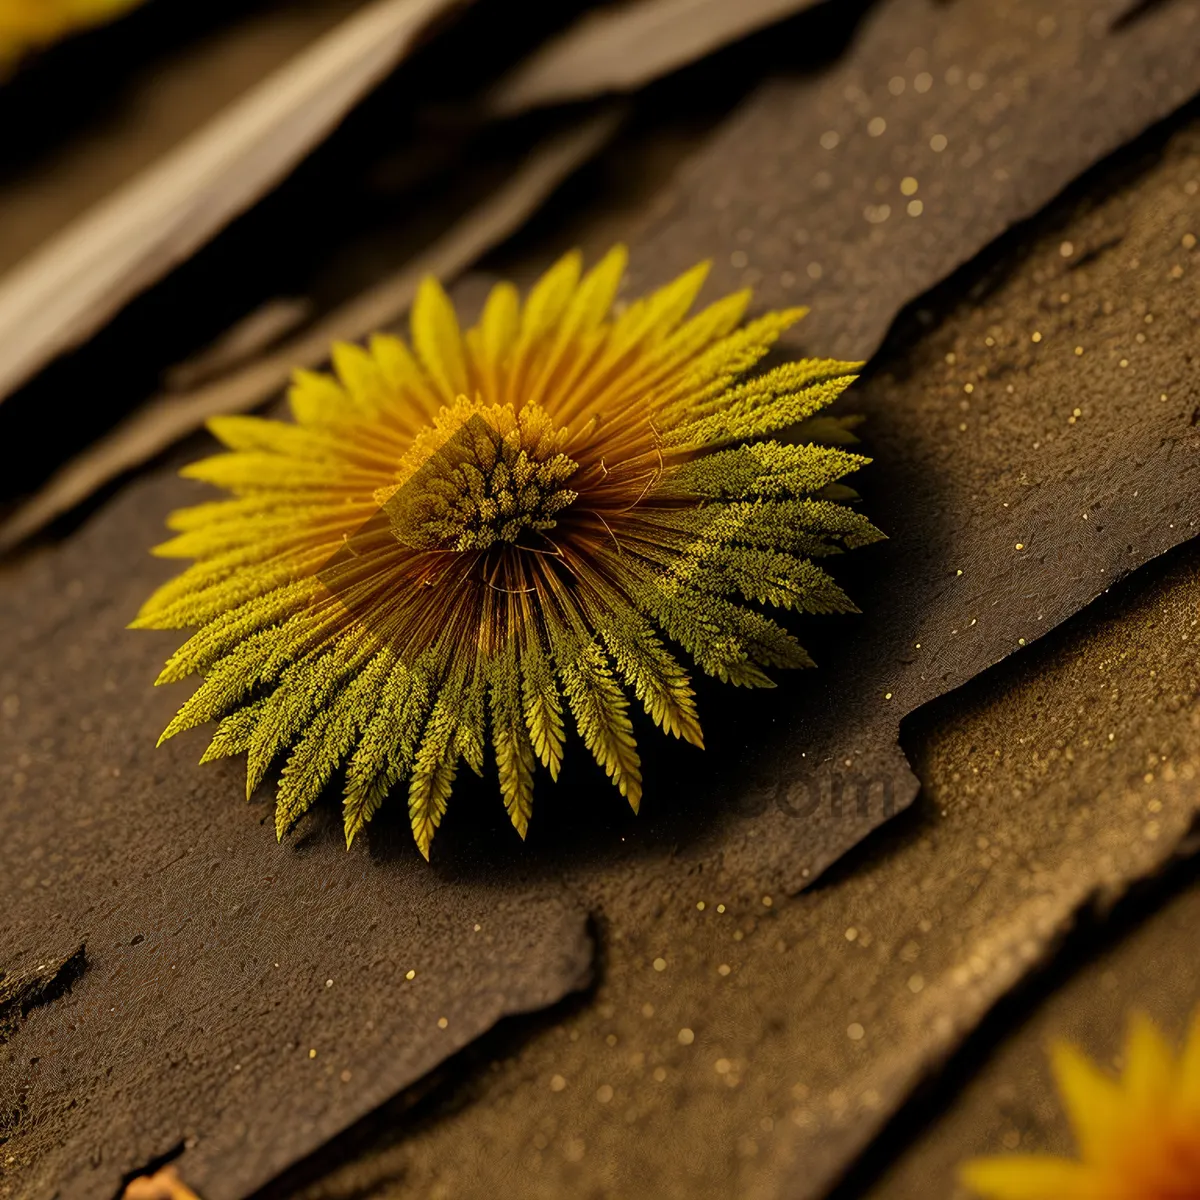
left=1120, top=358, right=1130, bottom=367
left=596, top=1084, right=614, bottom=1103
left=653, top=957, right=667, bottom=972
left=309, top=1048, right=317, bottom=1059
left=1186, top=181, right=1199, bottom=195
left=325, top=978, right=334, bottom=988
left=847, top=1023, right=865, bottom=1041
left=1075, top=346, right=1084, bottom=356
left=930, top=133, right=948, bottom=152
left=473, top=923, right=481, bottom=932
left=1183, top=233, right=1197, bottom=249
left=678, top=1028, right=695, bottom=1045
left=915, top=642, right=921, bottom=649
left=606, top=1033, right=618, bottom=1046
left=845, top=927, right=859, bottom=941
left=340, top=1069, right=352, bottom=1083
left=406, top=969, right=416, bottom=980
left=1169, top=264, right=1184, bottom=279
left=984, top=336, right=995, bottom=346
left=820, top=130, right=840, bottom=149
left=1060, top=292, right=1071, bottom=303
left=945, top=351, right=957, bottom=364
left=437, top=1016, right=448, bottom=1029
left=715, top=1058, right=732, bottom=1075
left=1031, top=331, right=1042, bottom=343
left=907, top=199, right=924, bottom=217
left=762, top=895, right=773, bottom=908
left=1015, top=543, right=1025, bottom=551
left=914, top=71, right=933, bottom=93
left=867, top=117, right=887, bottom=137
left=1018, top=638, right=1026, bottom=646
left=716, top=904, right=726, bottom=914
left=696, top=901, right=706, bottom=911
left=642, top=1003, right=655, bottom=1017
left=885, top=692, right=893, bottom=700
left=907, top=974, right=925, bottom=993
left=718, top=963, right=732, bottom=976
left=963, top=382, right=975, bottom=393
left=1059, top=241, right=1074, bottom=258
left=900, top=176, right=919, bottom=196
left=1073, top=408, right=1082, bottom=418
left=889, top=76, right=905, bottom=95
left=550, top=1074, right=566, bottom=1092
left=653, top=1067, right=667, bottom=1082
left=864, top=203, right=891, bottom=223
left=956, top=569, right=963, bottom=576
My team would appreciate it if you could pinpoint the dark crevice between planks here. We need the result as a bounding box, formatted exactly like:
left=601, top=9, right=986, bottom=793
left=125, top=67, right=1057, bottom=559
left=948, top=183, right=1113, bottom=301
left=1111, top=0, right=1181, bottom=32
left=0, top=942, right=87, bottom=1047
left=112, top=1142, right=186, bottom=1200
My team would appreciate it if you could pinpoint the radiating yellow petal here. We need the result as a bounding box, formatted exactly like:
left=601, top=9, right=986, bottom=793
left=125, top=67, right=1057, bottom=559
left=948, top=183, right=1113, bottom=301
left=959, top=1155, right=1112, bottom=1200
left=519, top=250, right=583, bottom=341
left=1123, top=1011, right=1178, bottom=1112
left=331, top=341, right=390, bottom=413
left=288, top=368, right=350, bottom=427
left=468, top=281, right=520, bottom=403
left=411, top=277, right=470, bottom=402
left=563, top=243, right=626, bottom=334
left=635, top=259, right=711, bottom=344
left=1050, top=1041, right=1126, bottom=1166
left=368, top=333, right=442, bottom=419
left=1177, top=1006, right=1200, bottom=1115
left=505, top=250, right=582, bottom=406
left=526, top=245, right=626, bottom=408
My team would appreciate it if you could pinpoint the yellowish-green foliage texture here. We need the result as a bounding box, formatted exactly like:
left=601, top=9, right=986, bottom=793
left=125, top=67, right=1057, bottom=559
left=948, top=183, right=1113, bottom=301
left=136, top=247, right=882, bottom=857
left=0, top=0, right=145, bottom=64
left=961, top=1009, right=1200, bottom=1199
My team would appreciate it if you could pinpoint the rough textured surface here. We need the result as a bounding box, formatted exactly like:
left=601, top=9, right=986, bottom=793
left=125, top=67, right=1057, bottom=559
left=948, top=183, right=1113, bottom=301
left=279, top=118, right=1200, bottom=1200
left=627, top=0, right=1200, bottom=362
left=864, top=851, right=1200, bottom=1200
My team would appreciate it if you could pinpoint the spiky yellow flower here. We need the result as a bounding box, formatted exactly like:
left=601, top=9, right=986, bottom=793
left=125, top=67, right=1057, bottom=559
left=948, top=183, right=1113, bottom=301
left=0, top=0, right=145, bottom=65
left=962, top=1009, right=1200, bottom=1199
left=135, top=247, right=881, bottom=857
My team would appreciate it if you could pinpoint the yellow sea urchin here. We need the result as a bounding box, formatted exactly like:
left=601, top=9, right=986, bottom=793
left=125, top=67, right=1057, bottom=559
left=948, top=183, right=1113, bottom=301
left=135, top=247, right=881, bottom=857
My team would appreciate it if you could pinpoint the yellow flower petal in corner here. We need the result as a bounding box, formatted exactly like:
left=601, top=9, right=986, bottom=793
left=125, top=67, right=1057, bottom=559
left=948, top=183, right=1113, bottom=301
left=962, top=1007, right=1200, bottom=1200
left=959, top=1155, right=1110, bottom=1200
